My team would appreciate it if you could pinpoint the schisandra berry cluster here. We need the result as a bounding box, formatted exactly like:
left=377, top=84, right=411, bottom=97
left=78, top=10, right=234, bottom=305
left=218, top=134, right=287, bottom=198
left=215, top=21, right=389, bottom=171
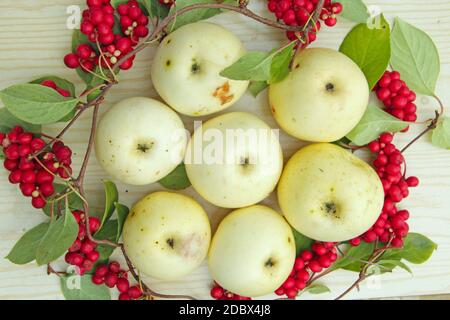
left=374, top=71, right=418, bottom=131
left=1, top=101, right=73, bottom=209
left=275, top=242, right=337, bottom=298
left=64, top=0, right=150, bottom=72
left=64, top=210, right=101, bottom=274
left=267, top=0, right=342, bottom=45
left=350, top=132, right=419, bottom=248
left=92, top=261, right=143, bottom=300
left=210, top=283, right=251, bottom=300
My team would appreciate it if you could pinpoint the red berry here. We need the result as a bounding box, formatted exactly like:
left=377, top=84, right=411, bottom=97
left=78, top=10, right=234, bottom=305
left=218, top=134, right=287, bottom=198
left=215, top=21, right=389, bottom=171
left=128, top=6, right=142, bottom=20
left=368, top=141, right=380, bottom=153
left=65, top=252, right=84, bottom=266
left=55, top=146, right=72, bottom=161
left=312, top=243, right=327, bottom=255
left=95, top=264, right=109, bottom=277
left=90, top=8, right=104, bottom=25
left=36, top=170, right=54, bottom=185
left=104, top=273, right=118, bottom=288
left=211, top=286, right=224, bottom=299
left=103, top=14, right=115, bottom=27
left=87, top=0, right=103, bottom=7
left=117, top=4, right=129, bottom=15
left=406, top=176, right=419, bottom=187
left=81, top=239, right=96, bottom=254
left=77, top=44, right=93, bottom=59
left=128, top=285, right=143, bottom=299
left=119, top=293, right=131, bottom=300
left=99, top=32, right=115, bottom=45
left=64, top=53, right=80, bottom=69
left=41, top=80, right=57, bottom=89
left=40, top=182, right=55, bottom=197
left=116, top=37, right=132, bottom=52
left=392, top=96, right=408, bottom=109
left=325, top=17, right=337, bottom=27
left=68, top=239, right=82, bottom=252
left=92, top=275, right=104, bottom=285
left=283, top=277, right=296, bottom=289
left=97, top=23, right=112, bottom=36
left=81, top=21, right=95, bottom=35
left=83, top=259, right=94, bottom=271
left=332, top=2, right=343, bottom=14
left=363, top=231, right=377, bottom=242
left=388, top=185, right=403, bottom=202
left=87, top=250, right=100, bottom=262
left=135, top=25, right=149, bottom=37
left=78, top=224, right=87, bottom=239
left=404, top=113, right=417, bottom=122
left=274, top=287, right=284, bottom=296
left=377, top=87, right=390, bottom=101
left=109, top=261, right=121, bottom=273
left=308, top=260, right=323, bottom=273
left=57, top=88, right=70, bottom=97
left=120, top=15, right=133, bottom=28
left=350, top=237, right=361, bottom=246
left=294, top=258, right=305, bottom=270
left=137, top=14, right=149, bottom=26
left=30, top=138, right=45, bottom=151
left=88, top=217, right=101, bottom=233
left=31, top=196, right=46, bottom=209
left=116, top=278, right=130, bottom=293
left=318, top=255, right=332, bottom=268
left=5, top=144, right=20, bottom=160
left=391, top=237, right=404, bottom=248
left=285, top=288, right=298, bottom=299
left=389, top=80, right=403, bottom=93
left=21, top=170, right=36, bottom=184
left=4, top=159, right=18, bottom=171
left=119, top=57, right=134, bottom=70
left=8, top=170, right=22, bottom=184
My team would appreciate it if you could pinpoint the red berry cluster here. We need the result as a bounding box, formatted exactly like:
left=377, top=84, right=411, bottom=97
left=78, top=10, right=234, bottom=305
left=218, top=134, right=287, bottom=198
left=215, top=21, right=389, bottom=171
left=41, top=80, right=71, bottom=97
left=275, top=241, right=337, bottom=298
left=92, top=261, right=143, bottom=300
left=267, top=0, right=342, bottom=45
left=210, top=282, right=251, bottom=300
left=64, top=0, right=149, bottom=72
left=64, top=211, right=101, bottom=274
left=1, top=124, right=73, bottom=209
left=374, top=71, right=418, bottom=131
left=349, top=133, right=419, bottom=248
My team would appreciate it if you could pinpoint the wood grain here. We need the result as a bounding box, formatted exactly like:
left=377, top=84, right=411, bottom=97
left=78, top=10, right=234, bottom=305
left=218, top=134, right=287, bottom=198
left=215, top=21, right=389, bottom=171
left=0, top=0, right=449, bottom=300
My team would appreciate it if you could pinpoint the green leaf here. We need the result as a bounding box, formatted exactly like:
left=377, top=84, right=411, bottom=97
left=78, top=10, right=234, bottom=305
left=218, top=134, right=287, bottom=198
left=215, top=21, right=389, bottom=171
left=5, top=223, right=49, bottom=265
left=330, top=242, right=375, bottom=271
left=0, top=84, right=79, bottom=125
left=375, top=259, right=413, bottom=274
left=35, top=206, right=79, bottom=265
left=60, top=274, right=111, bottom=300
left=100, top=180, right=119, bottom=228
left=269, top=42, right=295, bottom=84
left=115, top=203, right=130, bottom=242
left=346, top=105, right=409, bottom=146
left=220, top=51, right=272, bottom=81
left=42, top=184, right=84, bottom=216
left=142, top=0, right=170, bottom=20
left=305, top=284, right=331, bottom=294
left=168, top=0, right=234, bottom=31
left=382, top=233, right=437, bottom=264
left=0, top=108, right=41, bottom=134
left=391, top=18, right=440, bottom=96
left=159, top=163, right=191, bottom=190
left=339, top=14, right=391, bottom=89
left=30, top=76, right=76, bottom=97
left=248, top=81, right=268, bottom=97
left=431, top=117, right=450, bottom=149
left=333, top=0, right=369, bottom=24
left=291, top=228, right=314, bottom=256
left=95, top=220, right=119, bottom=262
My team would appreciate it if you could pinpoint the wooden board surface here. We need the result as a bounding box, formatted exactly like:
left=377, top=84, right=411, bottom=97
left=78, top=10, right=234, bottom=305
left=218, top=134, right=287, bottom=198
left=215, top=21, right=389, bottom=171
left=0, top=0, right=450, bottom=300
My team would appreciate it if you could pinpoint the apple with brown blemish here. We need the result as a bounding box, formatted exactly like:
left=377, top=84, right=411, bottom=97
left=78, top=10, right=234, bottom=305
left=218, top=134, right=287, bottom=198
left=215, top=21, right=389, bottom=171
left=123, top=191, right=211, bottom=280
left=150, top=22, right=249, bottom=117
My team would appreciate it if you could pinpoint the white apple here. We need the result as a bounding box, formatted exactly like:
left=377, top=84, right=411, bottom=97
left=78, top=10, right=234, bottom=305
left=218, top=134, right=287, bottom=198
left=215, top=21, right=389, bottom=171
left=184, top=112, right=283, bottom=208
left=278, top=143, right=384, bottom=242
left=122, top=191, right=211, bottom=280
left=95, top=97, right=187, bottom=185
left=208, top=205, right=296, bottom=297
left=269, top=48, right=369, bottom=142
left=150, top=22, right=249, bottom=117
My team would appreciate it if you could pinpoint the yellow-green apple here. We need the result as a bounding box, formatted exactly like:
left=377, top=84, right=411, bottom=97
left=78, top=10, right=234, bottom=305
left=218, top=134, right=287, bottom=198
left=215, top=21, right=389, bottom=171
left=208, top=205, right=295, bottom=297
left=122, top=191, right=211, bottom=280
left=278, top=143, right=384, bottom=242
left=95, top=97, right=187, bottom=185
left=184, top=112, right=283, bottom=208
left=269, top=48, right=369, bottom=142
left=150, top=22, right=249, bottom=116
